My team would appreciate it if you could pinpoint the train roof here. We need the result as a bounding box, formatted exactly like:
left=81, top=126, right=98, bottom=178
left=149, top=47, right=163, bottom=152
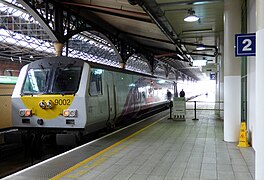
left=86, top=59, right=157, bottom=79
left=34, top=56, right=165, bottom=80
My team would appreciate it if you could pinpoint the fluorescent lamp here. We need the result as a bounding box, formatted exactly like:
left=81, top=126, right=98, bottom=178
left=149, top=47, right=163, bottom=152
left=196, top=44, right=205, bottom=50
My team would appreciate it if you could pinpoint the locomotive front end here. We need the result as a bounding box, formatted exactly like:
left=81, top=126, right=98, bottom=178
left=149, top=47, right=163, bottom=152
left=12, top=57, right=88, bottom=130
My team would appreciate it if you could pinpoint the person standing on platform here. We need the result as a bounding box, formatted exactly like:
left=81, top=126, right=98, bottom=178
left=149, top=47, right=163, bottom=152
left=180, top=89, right=185, bottom=97
left=167, top=89, right=172, bottom=101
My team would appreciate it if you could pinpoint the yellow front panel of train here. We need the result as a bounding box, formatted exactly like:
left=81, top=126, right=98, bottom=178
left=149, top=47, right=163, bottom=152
left=21, top=95, right=74, bottom=119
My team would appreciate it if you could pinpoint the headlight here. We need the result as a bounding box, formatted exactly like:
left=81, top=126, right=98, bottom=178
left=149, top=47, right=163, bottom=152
left=63, top=109, right=77, bottom=117
left=39, top=100, right=46, bottom=109
left=19, top=109, right=32, bottom=117
left=46, top=100, right=53, bottom=109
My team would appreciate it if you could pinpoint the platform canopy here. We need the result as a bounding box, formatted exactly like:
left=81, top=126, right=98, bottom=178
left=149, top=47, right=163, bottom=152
left=0, top=0, right=223, bottom=81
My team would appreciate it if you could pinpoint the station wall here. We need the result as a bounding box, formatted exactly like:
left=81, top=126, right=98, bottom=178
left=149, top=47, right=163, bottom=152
left=0, top=61, right=24, bottom=77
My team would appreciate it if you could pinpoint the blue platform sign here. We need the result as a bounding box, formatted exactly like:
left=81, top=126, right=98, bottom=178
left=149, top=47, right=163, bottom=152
left=210, top=73, right=216, bottom=80
left=235, top=33, right=256, bottom=56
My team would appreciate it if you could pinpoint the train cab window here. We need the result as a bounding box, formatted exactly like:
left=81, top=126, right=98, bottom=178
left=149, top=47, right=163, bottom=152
left=89, top=69, right=103, bottom=96
left=52, top=66, right=82, bottom=94
left=22, top=69, right=50, bottom=94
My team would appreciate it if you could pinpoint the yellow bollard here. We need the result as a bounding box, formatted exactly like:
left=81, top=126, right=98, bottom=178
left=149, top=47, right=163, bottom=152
left=237, top=122, right=250, bottom=148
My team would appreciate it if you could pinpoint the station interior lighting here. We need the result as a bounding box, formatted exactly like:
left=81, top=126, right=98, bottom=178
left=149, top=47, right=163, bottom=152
left=196, top=44, right=206, bottom=50
left=193, top=59, right=207, bottom=67
left=184, top=9, right=199, bottom=22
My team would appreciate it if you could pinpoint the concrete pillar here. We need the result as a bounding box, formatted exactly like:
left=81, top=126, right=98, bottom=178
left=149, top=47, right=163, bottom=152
left=223, top=0, right=241, bottom=142
left=54, top=42, right=64, bottom=56
left=255, top=0, right=264, bottom=179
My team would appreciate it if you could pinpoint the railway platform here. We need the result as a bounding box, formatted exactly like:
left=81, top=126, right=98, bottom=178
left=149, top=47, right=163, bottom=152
left=3, top=95, right=255, bottom=180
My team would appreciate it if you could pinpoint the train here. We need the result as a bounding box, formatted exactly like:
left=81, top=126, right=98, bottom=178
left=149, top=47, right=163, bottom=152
left=11, top=56, right=175, bottom=145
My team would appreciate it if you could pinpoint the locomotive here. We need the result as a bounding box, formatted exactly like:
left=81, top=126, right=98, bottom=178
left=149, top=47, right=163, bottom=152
left=12, top=57, right=174, bottom=144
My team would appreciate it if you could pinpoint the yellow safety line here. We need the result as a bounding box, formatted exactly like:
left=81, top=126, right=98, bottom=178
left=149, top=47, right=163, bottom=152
left=50, top=116, right=167, bottom=180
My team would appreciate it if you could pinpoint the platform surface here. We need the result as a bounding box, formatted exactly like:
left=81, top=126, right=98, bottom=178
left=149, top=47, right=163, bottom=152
left=4, top=96, right=254, bottom=180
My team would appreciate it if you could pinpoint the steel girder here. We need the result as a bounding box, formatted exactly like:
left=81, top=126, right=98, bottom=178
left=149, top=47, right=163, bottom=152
left=16, top=0, right=161, bottom=70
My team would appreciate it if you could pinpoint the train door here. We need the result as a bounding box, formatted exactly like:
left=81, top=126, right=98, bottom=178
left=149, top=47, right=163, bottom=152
left=133, top=75, right=141, bottom=114
left=106, top=73, right=116, bottom=128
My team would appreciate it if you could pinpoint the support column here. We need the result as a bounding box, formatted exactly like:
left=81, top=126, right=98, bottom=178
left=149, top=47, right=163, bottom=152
left=223, top=0, right=241, bottom=142
left=54, top=42, right=64, bottom=56
left=255, top=0, right=264, bottom=179
left=120, top=62, right=126, bottom=69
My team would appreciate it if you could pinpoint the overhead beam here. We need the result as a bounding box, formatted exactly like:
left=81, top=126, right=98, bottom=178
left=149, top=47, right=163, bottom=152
left=128, top=0, right=193, bottom=64
left=189, top=52, right=216, bottom=57
left=17, top=0, right=58, bottom=41
left=180, top=41, right=218, bottom=56
left=158, top=0, right=223, bottom=7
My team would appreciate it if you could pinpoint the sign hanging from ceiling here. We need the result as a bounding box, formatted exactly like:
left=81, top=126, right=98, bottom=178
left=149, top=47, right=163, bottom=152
left=210, top=73, right=216, bottom=80
left=202, top=63, right=219, bottom=73
left=235, top=33, right=256, bottom=56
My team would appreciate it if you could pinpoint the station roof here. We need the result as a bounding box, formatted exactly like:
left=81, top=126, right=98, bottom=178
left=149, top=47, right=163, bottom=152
left=0, top=0, right=224, bottom=81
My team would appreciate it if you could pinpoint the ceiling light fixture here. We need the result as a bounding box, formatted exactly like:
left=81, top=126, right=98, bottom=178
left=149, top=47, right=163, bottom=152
left=196, top=44, right=206, bottom=50
left=184, top=9, right=199, bottom=22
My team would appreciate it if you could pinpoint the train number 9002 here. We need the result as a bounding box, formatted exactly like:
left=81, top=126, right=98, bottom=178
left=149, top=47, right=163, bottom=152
left=54, top=99, right=71, bottom=106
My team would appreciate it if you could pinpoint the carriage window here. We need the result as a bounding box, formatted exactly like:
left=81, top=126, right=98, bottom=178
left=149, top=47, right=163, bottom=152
left=89, top=69, right=103, bottom=96
left=52, top=66, right=82, bottom=94
left=22, top=69, right=50, bottom=94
